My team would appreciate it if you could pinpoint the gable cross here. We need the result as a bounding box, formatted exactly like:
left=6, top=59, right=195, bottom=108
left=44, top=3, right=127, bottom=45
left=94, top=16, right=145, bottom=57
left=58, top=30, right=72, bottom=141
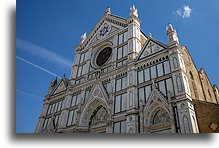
left=148, top=42, right=154, bottom=53
left=59, top=82, right=64, bottom=89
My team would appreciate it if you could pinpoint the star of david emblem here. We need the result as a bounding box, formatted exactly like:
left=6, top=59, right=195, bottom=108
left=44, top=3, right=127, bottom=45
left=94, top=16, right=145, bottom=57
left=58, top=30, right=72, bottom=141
left=97, top=23, right=111, bottom=39
left=99, top=25, right=109, bottom=36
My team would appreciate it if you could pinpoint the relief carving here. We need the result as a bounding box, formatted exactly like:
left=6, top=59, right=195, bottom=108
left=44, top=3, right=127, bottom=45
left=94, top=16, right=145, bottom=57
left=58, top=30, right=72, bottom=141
left=90, top=107, right=107, bottom=126
left=81, top=99, right=108, bottom=126
left=151, top=107, right=170, bottom=125
left=93, top=88, right=100, bottom=97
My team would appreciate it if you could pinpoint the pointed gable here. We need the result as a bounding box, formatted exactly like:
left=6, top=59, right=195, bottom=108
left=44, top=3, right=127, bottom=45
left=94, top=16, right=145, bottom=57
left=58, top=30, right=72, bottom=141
left=51, top=77, right=68, bottom=95
left=143, top=84, right=169, bottom=114
left=78, top=13, right=127, bottom=50
left=53, top=81, right=66, bottom=95
left=137, top=38, right=166, bottom=60
left=88, top=24, right=120, bottom=46
left=147, top=88, right=168, bottom=107
left=84, top=82, right=109, bottom=106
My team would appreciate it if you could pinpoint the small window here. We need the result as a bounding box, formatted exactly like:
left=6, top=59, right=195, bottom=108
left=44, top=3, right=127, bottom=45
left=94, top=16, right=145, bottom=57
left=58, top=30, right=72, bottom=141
left=157, top=63, right=164, bottom=77
left=208, top=89, right=212, bottom=98
left=150, top=65, right=157, bottom=79
left=115, top=76, right=127, bottom=92
left=114, top=93, right=127, bottom=113
left=113, top=120, right=127, bottom=133
left=137, top=70, right=144, bottom=84
left=190, top=71, right=194, bottom=80
left=66, top=110, right=75, bottom=127
left=164, top=61, right=171, bottom=74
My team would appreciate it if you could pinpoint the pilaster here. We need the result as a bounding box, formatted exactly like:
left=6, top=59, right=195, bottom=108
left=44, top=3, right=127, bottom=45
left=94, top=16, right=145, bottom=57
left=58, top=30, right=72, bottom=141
left=168, top=43, right=199, bottom=133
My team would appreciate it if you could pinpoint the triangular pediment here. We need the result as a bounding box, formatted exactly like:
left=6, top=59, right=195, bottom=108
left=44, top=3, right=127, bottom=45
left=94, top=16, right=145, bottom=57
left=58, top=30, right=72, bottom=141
left=137, top=38, right=167, bottom=60
left=51, top=78, right=68, bottom=95
left=79, top=82, right=111, bottom=127
left=79, top=14, right=127, bottom=49
left=53, top=81, right=66, bottom=95
left=79, top=82, right=110, bottom=127
left=143, top=85, right=169, bottom=111
left=85, top=82, right=109, bottom=105
left=89, top=25, right=120, bottom=43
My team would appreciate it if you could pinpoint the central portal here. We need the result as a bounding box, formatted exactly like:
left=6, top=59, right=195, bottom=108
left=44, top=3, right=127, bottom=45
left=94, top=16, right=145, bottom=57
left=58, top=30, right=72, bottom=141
left=88, top=106, right=108, bottom=133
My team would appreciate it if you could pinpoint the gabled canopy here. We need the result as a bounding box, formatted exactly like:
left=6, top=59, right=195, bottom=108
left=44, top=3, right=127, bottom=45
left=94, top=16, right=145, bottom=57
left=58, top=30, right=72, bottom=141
left=137, top=37, right=167, bottom=61
left=75, top=12, right=128, bottom=52
left=50, top=76, right=69, bottom=96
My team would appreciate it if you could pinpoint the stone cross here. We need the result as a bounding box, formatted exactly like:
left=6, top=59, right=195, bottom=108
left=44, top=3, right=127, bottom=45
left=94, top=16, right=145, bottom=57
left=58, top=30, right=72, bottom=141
left=148, top=42, right=154, bottom=53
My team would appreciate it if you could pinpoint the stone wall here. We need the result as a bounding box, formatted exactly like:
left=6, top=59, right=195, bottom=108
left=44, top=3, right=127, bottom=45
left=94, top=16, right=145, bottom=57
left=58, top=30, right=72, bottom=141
left=140, top=32, right=147, bottom=48
left=180, top=46, right=218, bottom=104
left=193, top=99, right=219, bottom=133
left=180, top=46, right=205, bottom=101
left=199, top=68, right=218, bottom=103
left=213, top=85, right=219, bottom=103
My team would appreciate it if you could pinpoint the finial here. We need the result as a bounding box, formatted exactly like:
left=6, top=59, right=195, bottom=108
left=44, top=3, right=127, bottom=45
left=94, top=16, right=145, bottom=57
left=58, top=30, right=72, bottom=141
left=166, top=23, right=173, bottom=32
left=166, top=23, right=179, bottom=44
left=51, top=77, right=57, bottom=87
left=130, top=5, right=138, bottom=17
left=169, top=23, right=173, bottom=30
left=152, top=79, right=156, bottom=89
left=149, top=33, right=152, bottom=38
left=105, top=6, right=111, bottom=14
left=80, top=32, right=86, bottom=44
left=63, top=73, right=66, bottom=78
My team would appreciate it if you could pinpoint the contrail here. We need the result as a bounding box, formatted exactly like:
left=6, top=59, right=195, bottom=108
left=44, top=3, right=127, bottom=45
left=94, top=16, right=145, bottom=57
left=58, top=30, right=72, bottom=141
left=16, top=38, right=72, bottom=68
left=16, top=89, right=42, bottom=100
left=16, top=56, right=61, bottom=79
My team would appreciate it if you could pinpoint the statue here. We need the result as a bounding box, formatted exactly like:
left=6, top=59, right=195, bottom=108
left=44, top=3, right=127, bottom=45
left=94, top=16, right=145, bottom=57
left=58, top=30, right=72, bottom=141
left=80, top=32, right=86, bottom=44
left=105, top=6, right=111, bottom=14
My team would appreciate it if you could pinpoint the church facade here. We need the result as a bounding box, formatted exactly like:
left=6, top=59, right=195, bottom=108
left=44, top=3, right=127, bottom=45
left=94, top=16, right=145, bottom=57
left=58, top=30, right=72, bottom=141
left=35, top=7, right=219, bottom=133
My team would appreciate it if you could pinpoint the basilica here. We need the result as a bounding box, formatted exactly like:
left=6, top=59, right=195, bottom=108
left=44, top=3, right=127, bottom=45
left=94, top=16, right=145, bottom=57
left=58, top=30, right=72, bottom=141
left=35, top=6, right=219, bottom=133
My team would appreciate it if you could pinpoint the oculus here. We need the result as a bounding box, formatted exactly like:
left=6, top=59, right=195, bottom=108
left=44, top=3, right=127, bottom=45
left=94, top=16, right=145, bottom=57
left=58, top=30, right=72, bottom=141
left=96, top=47, right=112, bottom=66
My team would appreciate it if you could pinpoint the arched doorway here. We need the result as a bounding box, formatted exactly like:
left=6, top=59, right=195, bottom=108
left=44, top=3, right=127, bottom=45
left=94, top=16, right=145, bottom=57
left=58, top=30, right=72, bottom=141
left=150, top=107, right=171, bottom=133
left=79, top=99, right=109, bottom=133
left=88, top=105, right=108, bottom=133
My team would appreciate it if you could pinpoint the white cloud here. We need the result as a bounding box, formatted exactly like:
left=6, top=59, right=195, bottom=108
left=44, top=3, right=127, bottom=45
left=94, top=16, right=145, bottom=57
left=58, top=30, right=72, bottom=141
left=176, top=9, right=182, bottom=16
left=174, top=5, right=192, bottom=18
left=16, top=56, right=62, bottom=79
left=183, top=5, right=192, bottom=18
left=16, top=38, right=72, bottom=69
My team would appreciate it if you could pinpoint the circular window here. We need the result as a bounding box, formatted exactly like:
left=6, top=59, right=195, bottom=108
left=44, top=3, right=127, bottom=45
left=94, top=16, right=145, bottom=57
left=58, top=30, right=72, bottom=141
left=96, top=47, right=112, bottom=66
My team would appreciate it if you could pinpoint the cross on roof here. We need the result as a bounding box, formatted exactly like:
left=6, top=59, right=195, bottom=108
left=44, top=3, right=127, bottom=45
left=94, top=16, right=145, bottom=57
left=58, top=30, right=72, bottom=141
left=148, top=42, right=154, bottom=53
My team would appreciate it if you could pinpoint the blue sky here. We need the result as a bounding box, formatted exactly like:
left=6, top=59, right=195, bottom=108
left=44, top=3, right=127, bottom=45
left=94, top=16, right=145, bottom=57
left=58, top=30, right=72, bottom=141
left=16, top=0, right=218, bottom=133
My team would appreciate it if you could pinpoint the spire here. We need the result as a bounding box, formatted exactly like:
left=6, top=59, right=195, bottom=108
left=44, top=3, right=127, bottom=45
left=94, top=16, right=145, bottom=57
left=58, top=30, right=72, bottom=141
left=166, top=23, right=179, bottom=44
left=130, top=5, right=138, bottom=17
